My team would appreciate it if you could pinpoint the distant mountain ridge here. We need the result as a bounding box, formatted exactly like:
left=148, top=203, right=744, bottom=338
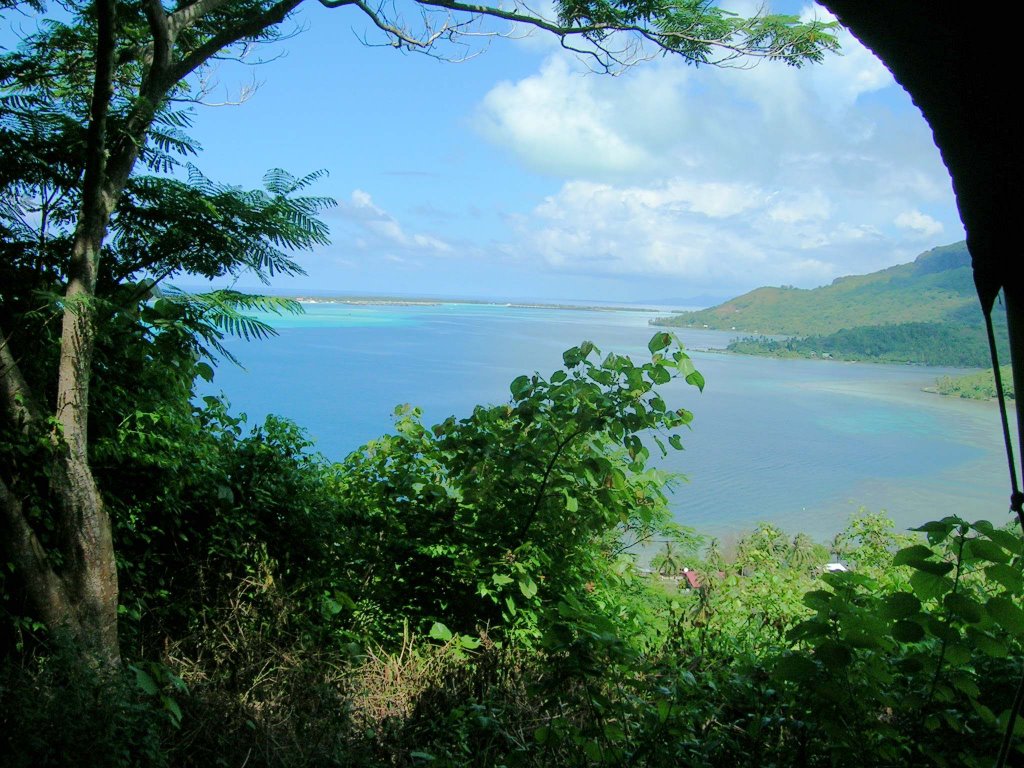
left=655, top=242, right=980, bottom=336
left=653, top=242, right=1008, bottom=367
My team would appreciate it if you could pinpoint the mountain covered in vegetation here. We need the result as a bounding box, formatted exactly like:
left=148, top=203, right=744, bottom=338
left=655, top=242, right=1008, bottom=366
left=656, top=242, right=977, bottom=335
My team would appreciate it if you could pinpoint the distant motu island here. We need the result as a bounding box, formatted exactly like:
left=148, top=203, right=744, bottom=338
left=284, top=294, right=666, bottom=313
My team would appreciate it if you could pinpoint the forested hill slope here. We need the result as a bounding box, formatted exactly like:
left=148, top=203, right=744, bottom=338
left=655, top=241, right=980, bottom=336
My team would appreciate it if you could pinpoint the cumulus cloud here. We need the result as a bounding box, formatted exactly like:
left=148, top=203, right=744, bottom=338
left=476, top=57, right=656, bottom=176
left=513, top=177, right=855, bottom=290
left=895, top=209, right=944, bottom=239
left=472, top=2, right=962, bottom=292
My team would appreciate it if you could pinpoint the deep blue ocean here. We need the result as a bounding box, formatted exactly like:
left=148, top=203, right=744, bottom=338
left=203, top=301, right=1015, bottom=544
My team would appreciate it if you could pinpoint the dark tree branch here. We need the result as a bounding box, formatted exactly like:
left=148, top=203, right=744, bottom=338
left=515, top=423, right=588, bottom=549
left=0, top=327, right=43, bottom=427
left=0, top=477, right=77, bottom=635
left=172, top=0, right=306, bottom=83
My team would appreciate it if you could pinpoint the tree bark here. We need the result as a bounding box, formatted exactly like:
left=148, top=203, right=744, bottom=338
left=43, top=0, right=123, bottom=666
left=1, top=0, right=306, bottom=667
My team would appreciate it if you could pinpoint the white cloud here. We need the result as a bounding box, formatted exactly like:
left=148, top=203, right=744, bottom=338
left=895, top=210, right=944, bottom=239
left=471, top=2, right=963, bottom=293
left=476, top=57, right=654, bottom=176
left=507, top=172, right=948, bottom=293
left=767, top=189, right=832, bottom=224
left=336, top=190, right=453, bottom=255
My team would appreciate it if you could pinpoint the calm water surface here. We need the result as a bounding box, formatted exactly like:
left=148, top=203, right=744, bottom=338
left=206, top=302, right=1016, bottom=542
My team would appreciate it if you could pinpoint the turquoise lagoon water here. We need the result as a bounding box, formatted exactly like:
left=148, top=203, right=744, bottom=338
left=205, top=302, right=1016, bottom=543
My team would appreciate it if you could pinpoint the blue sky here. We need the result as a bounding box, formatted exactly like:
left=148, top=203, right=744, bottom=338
left=25, top=0, right=967, bottom=304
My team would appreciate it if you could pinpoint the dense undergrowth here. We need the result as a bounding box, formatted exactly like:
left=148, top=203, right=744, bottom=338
left=3, top=330, right=1024, bottom=766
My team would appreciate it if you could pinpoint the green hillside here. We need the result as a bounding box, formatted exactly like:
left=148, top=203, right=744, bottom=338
left=933, top=365, right=1015, bottom=400
left=655, top=242, right=978, bottom=336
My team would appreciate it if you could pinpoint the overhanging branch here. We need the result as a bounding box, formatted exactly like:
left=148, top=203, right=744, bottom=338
left=319, top=0, right=836, bottom=69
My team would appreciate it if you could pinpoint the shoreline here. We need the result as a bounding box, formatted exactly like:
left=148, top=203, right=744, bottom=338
left=286, top=295, right=666, bottom=313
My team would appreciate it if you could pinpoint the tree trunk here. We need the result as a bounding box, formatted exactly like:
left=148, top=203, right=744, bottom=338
left=0, top=0, right=305, bottom=667
left=52, top=254, right=121, bottom=665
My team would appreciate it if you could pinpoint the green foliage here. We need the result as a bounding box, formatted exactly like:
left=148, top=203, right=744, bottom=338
left=726, top=322, right=1005, bottom=367
left=832, top=509, right=916, bottom=578
left=111, top=166, right=335, bottom=288
left=331, top=333, right=702, bottom=644
left=935, top=365, right=1015, bottom=401
left=555, top=0, right=839, bottom=67
left=0, top=644, right=172, bottom=767
left=780, top=516, right=1024, bottom=766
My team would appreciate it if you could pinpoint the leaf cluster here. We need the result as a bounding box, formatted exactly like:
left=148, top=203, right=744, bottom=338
left=331, top=332, right=703, bottom=644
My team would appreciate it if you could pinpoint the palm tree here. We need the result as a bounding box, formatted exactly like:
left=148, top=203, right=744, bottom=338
left=704, top=538, right=724, bottom=574
left=788, top=533, right=817, bottom=571
left=651, top=541, right=683, bottom=577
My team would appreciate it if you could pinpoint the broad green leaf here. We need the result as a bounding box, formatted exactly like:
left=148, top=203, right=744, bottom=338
left=985, top=528, right=1024, bottom=555
left=842, top=620, right=887, bottom=649
left=774, top=654, right=817, bottom=682
left=966, top=627, right=1009, bottom=658
left=131, top=666, right=159, bottom=696
left=428, top=622, right=453, bottom=642
left=893, top=619, right=925, bottom=643
left=951, top=670, right=980, bottom=698
left=802, top=590, right=833, bottom=611
left=649, top=365, right=671, bottom=385
left=518, top=575, right=538, bottom=599
left=161, top=695, right=183, bottom=727
left=913, top=519, right=955, bottom=545
left=685, top=369, right=705, bottom=392
left=657, top=699, right=672, bottom=724
left=996, top=709, right=1024, bottom=737
left=986, top=596, right=1024, bottom=635
left=944, top=642, right=971, bottom=667
left=603, top=723, right=626, bottom=742
left=892, top=544, right=936, bottom=566
left=510, top=375, right=531, bottom=399
left=985, top=563, right=1024, bottom=592
left=648, top=332, right=671, bottom=353
left=879, top=592, right=921, bottom=620
left=910, top=570, right=954, bottom=601
left=964, top=537, right=1010, bottom=564
left=944, top=592, right=983, bottom=623
left=815, top=641, right=852, bottom=670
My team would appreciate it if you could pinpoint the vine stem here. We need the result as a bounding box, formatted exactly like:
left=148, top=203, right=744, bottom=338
left=924, top=530, right=966, bottom=710
left=513, top=422, right=588, bottom=549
